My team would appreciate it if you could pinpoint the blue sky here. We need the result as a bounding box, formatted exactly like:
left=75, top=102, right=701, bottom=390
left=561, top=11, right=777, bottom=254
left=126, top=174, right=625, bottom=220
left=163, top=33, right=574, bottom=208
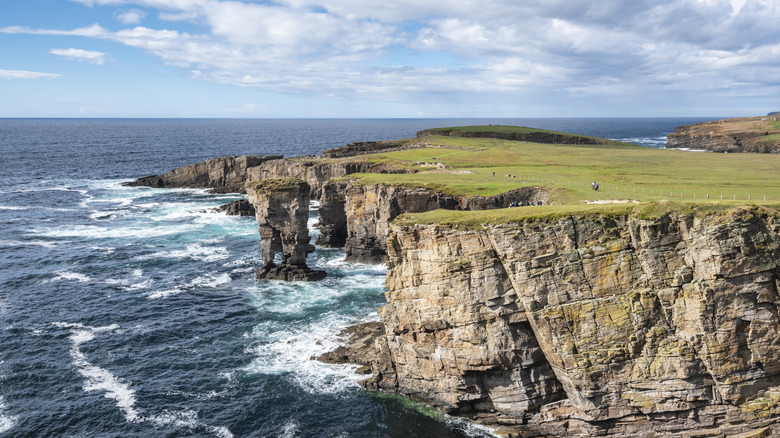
left=1, top=0, right=779, bottom=118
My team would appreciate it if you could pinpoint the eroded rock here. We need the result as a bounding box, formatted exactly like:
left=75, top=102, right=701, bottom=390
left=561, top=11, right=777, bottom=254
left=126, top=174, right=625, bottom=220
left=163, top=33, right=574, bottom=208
left=246, top=178, right=325, bottom=282
left=123, top=155, right=283, bottom=193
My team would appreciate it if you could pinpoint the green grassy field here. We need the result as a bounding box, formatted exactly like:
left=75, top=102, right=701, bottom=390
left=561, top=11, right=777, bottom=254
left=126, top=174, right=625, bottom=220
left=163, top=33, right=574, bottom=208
left=342, top=125, right=780, bottom=224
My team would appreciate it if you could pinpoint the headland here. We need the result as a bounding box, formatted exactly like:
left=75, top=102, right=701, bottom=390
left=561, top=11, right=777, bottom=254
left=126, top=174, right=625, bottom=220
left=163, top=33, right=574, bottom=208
left=125, top=121, right=780, bottom=437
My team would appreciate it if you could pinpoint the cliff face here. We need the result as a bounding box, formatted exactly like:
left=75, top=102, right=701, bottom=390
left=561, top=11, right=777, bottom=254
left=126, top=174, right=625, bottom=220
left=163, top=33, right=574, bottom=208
left=363, top=207, right=780, bottom=436
left=123, top=155, right=283, bottom=193
left=337, top=184, right=551, bottom=264
left=247, top=158, right=413, bottom=198
left=666, top=116, right=780, bottom=153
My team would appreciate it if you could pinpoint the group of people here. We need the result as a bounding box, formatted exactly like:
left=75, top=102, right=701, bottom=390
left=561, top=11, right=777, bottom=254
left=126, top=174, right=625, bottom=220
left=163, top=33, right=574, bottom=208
left=591, top=181, right=600, bottom=191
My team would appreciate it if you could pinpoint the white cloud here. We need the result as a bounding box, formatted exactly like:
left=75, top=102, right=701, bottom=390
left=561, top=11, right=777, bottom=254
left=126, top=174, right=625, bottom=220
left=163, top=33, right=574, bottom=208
left=115, top=9, right=146, bottom=24
left=9, top=0, right=780, bottom=109
left=49, top=48, right=109, bottom=65
left=0, top=69, right=62, bottom=79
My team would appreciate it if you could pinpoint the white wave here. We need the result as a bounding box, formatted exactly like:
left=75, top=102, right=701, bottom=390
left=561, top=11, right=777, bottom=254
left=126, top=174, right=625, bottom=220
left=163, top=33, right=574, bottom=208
left=47, top=271, right=92, bottom=283
left=242, top=312, right=368, bottom=394
left=146, top=287, right=185, bottom=300
left=0, top=205, right=28, bottom=211
left=316, top=256, right=387, bottom=275
left=90, top=246, right=116, bottom=254
left=121, top=279, right=155, bottom=291
left=29, top=223, right=199, bottom=240
left=142, top=244, right=230, bottom=262
left=279, top=419, right=299, bottom=438
left=60, top=323, right=140, bottom=422
left=446, top=417, right=500, bottom=438
left=0, top=240, right=62, bottom=249
left=57, top=322, right=233, bottom=437
left=0, top=396, right=17, bottom=435
left=191, top=273, right=232, bottom=288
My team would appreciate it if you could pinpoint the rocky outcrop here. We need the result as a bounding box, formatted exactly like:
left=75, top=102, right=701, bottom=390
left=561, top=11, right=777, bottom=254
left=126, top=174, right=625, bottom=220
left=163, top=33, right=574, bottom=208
left=343, top=205, right=780, bottom=436
left=246, top=178, right=325, bottom=281
left=215, top=200, right=256, bottom=216
left=321, top=140, right=415, bottom=158
left=247, top=158, right=414, bottom=198
left=667, top=116, right=780, bottom=153
left=123, top=155, right=283, bottom=193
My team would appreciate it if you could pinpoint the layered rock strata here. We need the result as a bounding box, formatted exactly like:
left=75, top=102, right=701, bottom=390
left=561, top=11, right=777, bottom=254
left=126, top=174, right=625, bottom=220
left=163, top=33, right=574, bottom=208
left=246, top=178, right=325, bottom=281
left=339, top=184, right=550, bottom=264
left=247, top=158, right=413, bottom=198
left=667, top=116, right=780, bottom=153
left=123, top=155, right=283, bottom=193
left=348, top=206, right=780, bottom=436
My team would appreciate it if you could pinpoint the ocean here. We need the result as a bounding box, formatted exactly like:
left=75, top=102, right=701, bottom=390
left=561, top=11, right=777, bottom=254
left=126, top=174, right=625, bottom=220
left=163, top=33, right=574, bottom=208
left=0, top=117, right=717, bottom=437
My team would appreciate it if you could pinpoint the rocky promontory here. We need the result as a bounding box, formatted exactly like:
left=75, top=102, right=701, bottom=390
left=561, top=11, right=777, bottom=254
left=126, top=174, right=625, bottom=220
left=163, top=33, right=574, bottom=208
left=666, top=116, right=780, bottom=153
left=122, top=124, right=780, bottom=436
left=123, top=155, right=283, bottom=193
left=341, top=205, right=780, bottom=437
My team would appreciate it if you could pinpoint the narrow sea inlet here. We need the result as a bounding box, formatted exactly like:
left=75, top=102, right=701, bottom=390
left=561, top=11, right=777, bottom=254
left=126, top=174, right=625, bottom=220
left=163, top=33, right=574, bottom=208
left=0, top=118, right=713, bottom=437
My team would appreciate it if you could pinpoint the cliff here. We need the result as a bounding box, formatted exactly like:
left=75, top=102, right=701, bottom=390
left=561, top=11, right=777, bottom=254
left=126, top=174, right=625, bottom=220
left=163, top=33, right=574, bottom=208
left=344, top=205, right=780, bottom=437
left=666, top=116, right=780, bottom=153
left=122, top=155, right=282, bottom=193
left=319, top=182, right=550, bottom=264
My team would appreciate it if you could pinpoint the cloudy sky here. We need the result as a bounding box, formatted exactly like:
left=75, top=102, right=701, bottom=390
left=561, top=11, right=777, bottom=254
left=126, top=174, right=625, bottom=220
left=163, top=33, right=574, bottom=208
left=1, top=0, right=778, bottom=117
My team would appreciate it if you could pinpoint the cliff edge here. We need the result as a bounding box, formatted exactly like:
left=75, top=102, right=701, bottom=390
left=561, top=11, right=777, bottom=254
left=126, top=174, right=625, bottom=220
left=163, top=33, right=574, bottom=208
left=666, top=116, right=780, bottom=153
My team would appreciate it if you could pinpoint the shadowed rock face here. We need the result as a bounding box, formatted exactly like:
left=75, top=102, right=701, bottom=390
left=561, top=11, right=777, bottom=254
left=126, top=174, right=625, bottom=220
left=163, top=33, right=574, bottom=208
left=122, top=155, right=283, bottom=193
left=337, top=207, right=780, bottom=436
left=247, top=178, right=325, bottom=282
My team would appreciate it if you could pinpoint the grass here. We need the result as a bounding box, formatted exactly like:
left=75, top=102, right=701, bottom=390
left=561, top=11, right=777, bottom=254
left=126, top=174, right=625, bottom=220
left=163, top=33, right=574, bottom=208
left=760, top=133, right=780, bottom=146
left=394, top=202, right=780, bottom=227
left=351, top=131, right=780, bottom=205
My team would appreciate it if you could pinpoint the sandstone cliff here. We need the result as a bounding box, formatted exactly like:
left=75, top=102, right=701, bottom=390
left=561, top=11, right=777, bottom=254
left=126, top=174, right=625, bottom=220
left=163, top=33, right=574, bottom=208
left=667, top=116, right=780, bottom=153
left=348, top=206, right=780, bottom=437
left=320, top=182, right=550, bottom=264
left=123, top=155, right=283, bottom=193
left=246, top=178, right=325, bottom=281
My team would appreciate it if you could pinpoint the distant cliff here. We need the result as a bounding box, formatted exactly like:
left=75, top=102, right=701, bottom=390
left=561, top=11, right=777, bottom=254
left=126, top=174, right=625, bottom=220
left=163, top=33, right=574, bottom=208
left=667, top=116, right=780, bottom=153
left=122, top=155, right=282, bottom=193
left=335, top=205, right=780, bottom=437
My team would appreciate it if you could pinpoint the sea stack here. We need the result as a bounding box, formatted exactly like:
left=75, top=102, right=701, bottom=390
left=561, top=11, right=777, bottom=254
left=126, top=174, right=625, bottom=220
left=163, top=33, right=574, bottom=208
left=246, top=178, right=326, bottom=281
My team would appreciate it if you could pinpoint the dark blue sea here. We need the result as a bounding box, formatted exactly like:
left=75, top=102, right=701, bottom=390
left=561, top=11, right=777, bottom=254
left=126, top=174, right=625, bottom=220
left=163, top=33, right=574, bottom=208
left=0, top=118, right=717, bottom=437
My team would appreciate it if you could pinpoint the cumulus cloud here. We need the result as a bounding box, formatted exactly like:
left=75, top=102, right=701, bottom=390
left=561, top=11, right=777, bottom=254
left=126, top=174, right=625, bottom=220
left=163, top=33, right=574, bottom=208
left=49, top=48, right=109, bottom=64
left=115, top=9, right=146, bottom=24
left=10, top=0, right=780, bottom=107
left=0, top=69, right=62, bottom=79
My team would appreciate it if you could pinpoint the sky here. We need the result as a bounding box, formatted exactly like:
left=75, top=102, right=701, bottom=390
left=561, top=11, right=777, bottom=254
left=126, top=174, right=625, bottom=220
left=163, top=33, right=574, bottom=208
left=1, top=0, right=779, bottom=118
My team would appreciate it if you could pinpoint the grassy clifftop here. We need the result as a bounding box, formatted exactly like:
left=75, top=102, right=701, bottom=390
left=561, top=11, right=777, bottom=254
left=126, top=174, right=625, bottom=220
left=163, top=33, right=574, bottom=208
left=338, top=124, right=780, bottom=224
left=417, top=125, right=633, bottom=147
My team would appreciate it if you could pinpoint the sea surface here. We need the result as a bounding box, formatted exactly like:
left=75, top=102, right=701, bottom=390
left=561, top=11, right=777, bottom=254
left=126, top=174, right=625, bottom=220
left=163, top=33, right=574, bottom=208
left=0, top=118, right=717, bottom=437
